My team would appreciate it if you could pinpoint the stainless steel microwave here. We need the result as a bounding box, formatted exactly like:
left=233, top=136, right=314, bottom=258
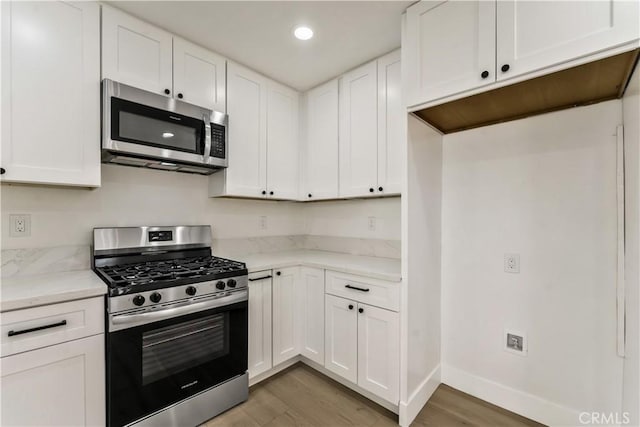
left=102, top=79, right=227, bottom=175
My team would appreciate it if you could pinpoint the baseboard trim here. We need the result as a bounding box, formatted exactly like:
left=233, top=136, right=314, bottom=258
left=248, top=356, right=301, bottom=387
left=398, top=364, right=441, bottom=427
left=441, top=364, right=581, bottom=426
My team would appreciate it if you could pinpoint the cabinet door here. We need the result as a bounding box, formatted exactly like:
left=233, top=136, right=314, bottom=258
left=305, top=80, right=339, bottom=200
left=357, top=304, right=399, bottom=404
left=404, top=0, right=496, bottom=107
left=173, top=37, right=226, bottom=112
left=298, top=267, right=325, bottom=365
left=101, top=5, right=173, bottom=95
left=248, top=272, right=272, bottom=378
left=225, top=62, right=268, bottom=197
left=272, top=267, right=300, bottom=365
left=0, top=334, right=105, bottom=426
left=496, top=0, right=640, bottom=82
left=377, top=50, right=403, bottom=196
left=1, top=1, right=100, bottom=187
left=339, top=60, right=378, bottom=198
left=267, top=81, right=299, bottom=200
left=324, top=294, right=358, bottom=383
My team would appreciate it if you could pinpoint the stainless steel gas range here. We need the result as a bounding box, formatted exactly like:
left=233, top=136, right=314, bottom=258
left=92, top=225, right=248, bottom=427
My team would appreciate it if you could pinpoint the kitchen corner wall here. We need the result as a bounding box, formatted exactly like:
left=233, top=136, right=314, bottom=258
left=441, top=99, right=624, bottom=425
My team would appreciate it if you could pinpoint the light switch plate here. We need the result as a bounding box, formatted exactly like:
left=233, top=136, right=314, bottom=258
left=504, top=253, right=520, bottom=273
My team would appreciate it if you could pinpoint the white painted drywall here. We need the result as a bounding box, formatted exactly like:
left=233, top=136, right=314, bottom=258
left=0, top=164, right=305, bottom=248
left=441, top=100, right=623, bottom=425
left=623, top=64, right=640, bottom=426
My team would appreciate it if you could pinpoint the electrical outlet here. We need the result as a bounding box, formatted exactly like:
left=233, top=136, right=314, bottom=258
left=259, top=216, right=268, bottom=230
left=10, top=214, right=31, bottom=237
left=504, top=329, right=527, bottom=356
left=504, top=253, right=520, bottom=273
left=368, top=216, right=376, bottom=231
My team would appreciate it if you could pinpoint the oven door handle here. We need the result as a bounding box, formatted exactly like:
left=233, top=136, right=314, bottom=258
left=203, top=115, right=212, bottom=159
left=109, top=290, right=247, bottom=332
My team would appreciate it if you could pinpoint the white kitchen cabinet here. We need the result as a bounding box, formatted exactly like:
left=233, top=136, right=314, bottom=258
left=405, top=0, right=640, bottom=108
left=0, top=334, right=105, bottom=426
left=101, top=5, right=173, bottom=95
left=248, top=271, right=273, bottom=378
left=266, top=82, right=300, bottom=200
left=339, top=60, right=379, bottom=198
left=357, top=303, right=400, bottom=404
left=324, top=294, right=358, bottom=383
left=173, top=37, right=226, bottom=112
left=377, top=49, right=404, bottom=195
left=272, top=267, right=300, bottom=365
left=0, top=1, right=101, bottom=187
left=298, top=267, right=325, bottom=365
left=304, top=79, right=339, bottom=200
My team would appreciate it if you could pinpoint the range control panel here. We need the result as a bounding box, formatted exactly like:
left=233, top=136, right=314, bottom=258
left=210, top=123, right=226, bottom=159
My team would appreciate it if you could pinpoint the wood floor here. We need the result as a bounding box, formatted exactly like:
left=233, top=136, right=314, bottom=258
left=202, top=364, right=544, bottom=427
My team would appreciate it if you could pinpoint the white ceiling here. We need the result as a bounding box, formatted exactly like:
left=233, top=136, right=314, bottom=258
left=107, top=1, right=412, bottom=91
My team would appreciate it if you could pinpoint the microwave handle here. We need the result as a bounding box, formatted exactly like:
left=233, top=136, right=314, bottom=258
left=203, top=115, right=212, bottom=159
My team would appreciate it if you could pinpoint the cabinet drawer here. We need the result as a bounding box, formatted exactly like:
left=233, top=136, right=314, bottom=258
left=1, top=297, right=104, bottom=357
left=325, top=271, right=399, bottom=312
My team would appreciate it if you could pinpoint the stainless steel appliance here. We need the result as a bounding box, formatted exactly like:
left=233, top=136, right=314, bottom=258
left=92, top=226, right=248, bottom=427
left=102, top=79, right=227, bottom=174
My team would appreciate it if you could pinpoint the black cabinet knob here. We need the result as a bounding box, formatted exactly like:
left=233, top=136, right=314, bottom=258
left=348, top=304, right=354, bottom=310
left=164, top=89, right=171, bottom=95
left=378, top=187, right=383, bottom=192
left=369, top=188, right=374, bottom=193
left=308, top=194, right=312, bottom=198
left=262, top=190, right=267, bottom=195
left=227, top=279, right=237, bottom=288
left=358, top=307, right=364, bottom=314
left=150, top=292, right=162, bottom=303
left=177, top=93, right=184, bottom=99
left=269, top=191, right=274, bottom=195
left=132, top=295, right=145, bottom=306
left=481, top=70, right=489, bottom=79
left=501, top=64, right=510, bottom=73
left=0, top=168, right=5, bottom=175
left=276, top=271, right=281, bottom=276
left=186, top=286, right=197, bottom=296
left=216, top=281, right=226, bottom=290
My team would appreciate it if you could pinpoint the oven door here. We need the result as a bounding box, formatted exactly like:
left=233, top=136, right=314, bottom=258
left=107, top=294, right=248, bottom=427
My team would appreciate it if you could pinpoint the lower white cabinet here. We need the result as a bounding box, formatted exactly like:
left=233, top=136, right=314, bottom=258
left=272, top=267, right=300, bottom=365
left=1, top=334, right=105, bottom=426
left=324, top=294, right=399, bottom=404
left=248, top=271, right=273, bottom=378
left=298, top=267, right=325, bottom=365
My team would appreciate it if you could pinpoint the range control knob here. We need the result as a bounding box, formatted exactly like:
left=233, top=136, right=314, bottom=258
left=132, top=295, right=145, bottom=306
left=216, top=281, right=226, bottom=290
left=150, top=292, right=162, bottom=303
left=186, top=286, right=197, bottom=296
left=227, top=279, right=237, bottom=288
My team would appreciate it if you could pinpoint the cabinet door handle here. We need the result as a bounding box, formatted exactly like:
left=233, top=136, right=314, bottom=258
left=501, top=64, right=510, bottom=73
left=0, top=168, right=5, bottom=175
left=378, top=186, right=383, bottom=192
left=369, top=188, right=374, bottom=193
left=358, top=307, right=364, bottom=314
left=262, top=190, right=267, bottom=195
left=8, top=320, right=67, bottom=337
left=177, top=93, right=184, bottom=99
left=269, top=191, right=274, bottom=196
left=276, top=271, right=281, bottom=276
left=308, top=194, right=312, bottom=198
left=345, top=284, right=370, bottom=292
left=249, top=275, right=272, bottom=281
left=481, top=70, right=489, bottom=79
left=348, top=304, right=354, bottom=310
left=164, top=89, right=171, bottom=95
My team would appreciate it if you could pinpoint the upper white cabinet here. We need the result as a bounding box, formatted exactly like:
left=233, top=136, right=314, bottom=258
left=272, top=267, right=300, bottom=365
left=298, top=267, right=325, bottom=365
left=0, top=1, right=101, bottom=187
left=102, top=6, right=226, bottom=112
left=404, top=0, right=640, bottom=108
left=339, top=61, right=379, bottom=198
left=173, top=37, right=226, bottom=112
left=209, top=63, right=300, bottom=200
left=304, top=80, right=340, bottom=200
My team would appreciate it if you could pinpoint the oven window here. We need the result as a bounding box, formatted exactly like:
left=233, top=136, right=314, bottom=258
left=120, top=111, right=198, bottom=152
left=141, top=313, right=229, bottom=385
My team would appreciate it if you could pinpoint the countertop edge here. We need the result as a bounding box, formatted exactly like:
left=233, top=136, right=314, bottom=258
left=247, top=259, right=402, bottom=282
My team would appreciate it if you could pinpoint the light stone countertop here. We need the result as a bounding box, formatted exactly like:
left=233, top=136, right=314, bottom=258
left=236, top=250, right=401, bottom=282
left=1, top=270, right=108, bottom=312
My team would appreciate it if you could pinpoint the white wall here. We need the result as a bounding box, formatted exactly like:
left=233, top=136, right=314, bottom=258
left=1, top=164, right=305, bottom=249
left=623, top=64, right=640, bottom=426
left=441, top=100, right=623, bottom=425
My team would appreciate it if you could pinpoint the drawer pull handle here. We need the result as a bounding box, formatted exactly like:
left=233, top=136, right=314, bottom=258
left=345, top=284, right=370, bottom=292
left=8, top=320, right=67, bottom=337
left=249, top=275, right=273, bottom=281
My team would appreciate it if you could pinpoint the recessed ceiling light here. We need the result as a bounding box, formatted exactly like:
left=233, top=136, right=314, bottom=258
left=294, top=26, right=313, bottom=41
left=162, top=132, right=174, bottom=138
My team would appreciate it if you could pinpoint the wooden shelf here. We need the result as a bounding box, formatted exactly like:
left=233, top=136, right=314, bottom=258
left=414, top=49, right=640, bottom=134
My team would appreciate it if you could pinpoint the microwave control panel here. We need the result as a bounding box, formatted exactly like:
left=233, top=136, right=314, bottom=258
left=210, top=124, right=226, bottom=159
